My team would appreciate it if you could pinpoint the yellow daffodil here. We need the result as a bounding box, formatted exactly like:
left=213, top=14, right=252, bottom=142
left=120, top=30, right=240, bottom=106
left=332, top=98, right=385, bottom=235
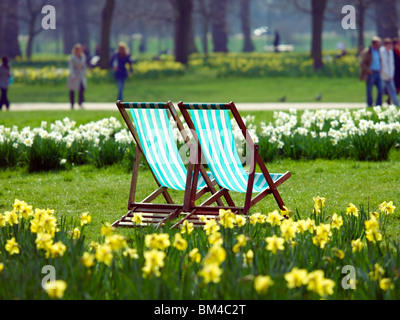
left=265, top=210, right=283, bottom=226
left=204, top=219, right=220, bottom=235
left=71, top=227, right=81, bottom=240
left=243, top=249, right=254, bottom=266
left=188, top=248, right=202, bottom=263
left=142, top=249, right=166, bottom=278
left=369, top=263, right=385, bottom=281
left=0, top=213, right=6, bottom=227
left=365, top=217, right=382, bottom=243
left=265, top=235, right=285, bottom=254
left=198, top=263, right=223, bottom=284
left=101, top=222, right=115, bottom=236
left=219, top=209, right=236, bottom=229
left=4, top=210, right=19, bottom=226
left=5, top=237, right=20, bottom=255
left=180, top=220, right=194, bottom=235
left=313, top=196, right=326, bottom=214
left=95, top=244, right=114, bottom=266
left=105, top=234, right=127, bottom=251
left=44, top=280, right=67, bottom=299
left=81, top=252, right=95, bottom=268
left=203, top=245, right=226, bottom=266
left=0, top=263, right=4, bottom=273
left=19, top=203, right=33, bottom=219
left=333, top=248, right=345, bottom=260
left=208, top=231, right=223, bottom=246
left=346, top=203, right=359, bottom=217
left=131, top=212, right=143, bottom=225
left=331, top=213, right=343, bottom=229
left=173, top=233, right=188, bottom=251
left=312, top=224, right=332, bottom=249
left=235, top=215, right=247, bottom=227
left=284, top=267, right=309, bottom=288
left=249, top=212, right=267, bottom=225
left=254, top=275, right=274, bottom=294
left=144, top=233, right=170, bottom=250
left=280, top=219, right=297, bottom=242
left=13, top=199, right=26, bottom=212
left=123, top=248, right=139, bottom=259
left=378, top=201, right=396, bottom=215
left=379, top=278, right=394, bottom=291
left=232, top=234, right=247, bottom=253
left=351, top=238, right=365, bottom=252
left=79, top=212, right=92, bottom=226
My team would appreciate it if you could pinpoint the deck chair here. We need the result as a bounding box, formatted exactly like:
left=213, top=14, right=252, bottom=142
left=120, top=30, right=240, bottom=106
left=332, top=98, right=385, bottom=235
left=112, top=101, right=225, bottom=227
left=175, top=101, right=291, bottom=226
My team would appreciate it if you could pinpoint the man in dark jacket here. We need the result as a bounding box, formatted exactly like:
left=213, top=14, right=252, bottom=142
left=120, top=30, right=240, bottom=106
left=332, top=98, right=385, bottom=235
left=359, top=36, right=382, bottom=107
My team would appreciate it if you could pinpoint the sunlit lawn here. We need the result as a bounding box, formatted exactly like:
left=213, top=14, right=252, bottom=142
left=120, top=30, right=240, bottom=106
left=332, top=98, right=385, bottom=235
left=8, top=75, right=365, bottom=104
left=1, top=156, right=399, bottom=244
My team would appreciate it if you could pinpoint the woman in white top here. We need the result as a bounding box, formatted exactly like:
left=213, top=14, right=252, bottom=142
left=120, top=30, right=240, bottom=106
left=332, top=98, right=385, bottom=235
left=67, top=44, right=87, bottom=109
left=380, top=38, right=400, bottom=107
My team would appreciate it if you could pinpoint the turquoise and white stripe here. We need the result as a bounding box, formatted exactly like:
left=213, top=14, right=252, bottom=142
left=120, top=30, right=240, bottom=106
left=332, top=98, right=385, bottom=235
left=189, top=109, right=283, bottom=193
left=129, top=107, right=211, bottom=191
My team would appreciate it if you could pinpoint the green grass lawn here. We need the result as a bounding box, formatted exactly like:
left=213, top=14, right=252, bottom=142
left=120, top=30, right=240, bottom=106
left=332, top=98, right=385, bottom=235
left=1, top=157, right=399, bottom=244
left=8, top=75, right=366, bottom=104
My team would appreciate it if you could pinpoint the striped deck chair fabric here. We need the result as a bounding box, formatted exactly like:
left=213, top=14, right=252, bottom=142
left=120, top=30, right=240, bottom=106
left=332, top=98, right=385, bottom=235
left=127, top=102, right=212, bottom=191
left=188, top=107, right=284, bottom=193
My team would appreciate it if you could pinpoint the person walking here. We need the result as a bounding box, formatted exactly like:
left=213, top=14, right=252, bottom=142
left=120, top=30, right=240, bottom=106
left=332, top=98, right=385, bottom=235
left=0, top=56, right=11, bottom=111
left=380, top=38, right=400, bottom=107
left=359, top=36, right=383, bottom=107
left=67, top=44, right=87, bottom=109
left=111, top=42, right=133, bottom=101
left=393, top=38, right=400, bottom=94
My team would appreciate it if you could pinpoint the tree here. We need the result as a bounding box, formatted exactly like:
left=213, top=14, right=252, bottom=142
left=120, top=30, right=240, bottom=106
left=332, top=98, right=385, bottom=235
left=62, top=0, right=75, bottom=54
left=375, top=0, right=398, bottom=39
left=240, top=0, right=255, bottom=52
left=20, top=0, right=47, bottom=59
left=292, top=0, right=327, bottom=70
left=354, top=0, right=376, bottom=50
left=196, top=0, right=212, bottom=55
left=74, top=0, right=90, bottom=48
left=2, top=0, right=22, bottom=58
left=310, top=0, right=327, bottom=70
left=99, top=0, right=116, bottom=69
left=170, top=0, right=194, bottom=65
left=212, top=0, right=229, bottom=53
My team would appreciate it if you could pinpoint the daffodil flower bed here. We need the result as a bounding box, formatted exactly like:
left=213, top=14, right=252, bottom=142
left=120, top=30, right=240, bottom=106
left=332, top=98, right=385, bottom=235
left=1, top=105, right=399, bottom=171
left=189, top=52, right=360, bottom=78
left=0, top=198, right=398, bottom=299
left=11, top=60, right=185, bottom=85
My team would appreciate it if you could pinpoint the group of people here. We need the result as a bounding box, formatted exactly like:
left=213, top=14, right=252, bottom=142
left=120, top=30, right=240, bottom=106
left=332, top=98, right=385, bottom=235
left=360, top=36, right=400, bottom=107
left=67, top=42, right=133, bottom=109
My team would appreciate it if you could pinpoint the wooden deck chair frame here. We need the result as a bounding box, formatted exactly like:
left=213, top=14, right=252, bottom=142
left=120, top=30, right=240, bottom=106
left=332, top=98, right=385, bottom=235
left=174, top=101, right=291, bottom=226
left=112, top=100, right=228, bottom=228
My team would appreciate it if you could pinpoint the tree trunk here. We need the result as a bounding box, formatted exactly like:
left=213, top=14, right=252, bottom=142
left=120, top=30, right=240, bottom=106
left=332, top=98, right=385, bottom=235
left=375, top=0, right=398, bottom=39
left=212, top=0, right=228, bottom=53
left=74, top=0, right=90, bottom=48
left=0, top=1, right=4, bottom=56
left=26, top=18, right=35, bottom=59
left=198, top=0, right=211, bottom=55
left=100, top=0, right=115, bottom=69
left=356, top=2, right=366, bottom=51
left=241, top=0, right=254, bottom=52
left=62, top=0, right=75, bottom=54
left=172, top=0, right=193, bottom=65
left=3, top=0, right=22, bottom=58
left=311, top=0, right=326, bottom=71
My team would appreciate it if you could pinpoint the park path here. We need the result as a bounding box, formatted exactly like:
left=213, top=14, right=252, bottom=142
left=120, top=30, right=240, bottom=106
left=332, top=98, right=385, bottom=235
left=8, top=102, right=367, bottom=112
